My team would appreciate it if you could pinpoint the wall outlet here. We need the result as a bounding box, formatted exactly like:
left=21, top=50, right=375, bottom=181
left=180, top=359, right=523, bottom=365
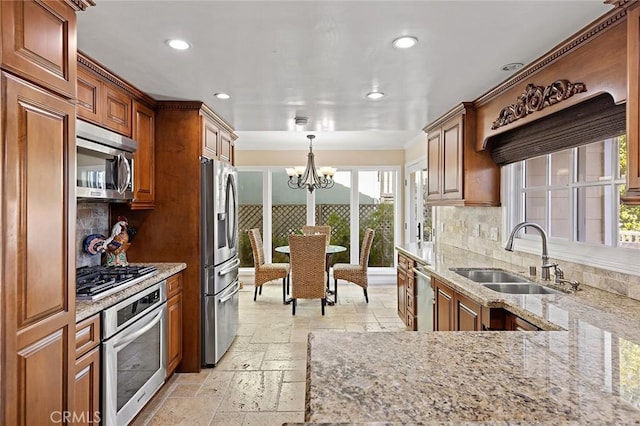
left=490, top=227, right=499, bottom=241
left=472, top=224, right=480, bottom=237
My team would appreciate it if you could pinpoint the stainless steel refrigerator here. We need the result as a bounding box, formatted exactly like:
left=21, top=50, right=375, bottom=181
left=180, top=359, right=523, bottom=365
left=201, top=158, right=240, bottom=366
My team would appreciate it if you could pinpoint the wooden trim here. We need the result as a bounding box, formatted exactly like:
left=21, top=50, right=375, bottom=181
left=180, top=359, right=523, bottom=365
left=475, top=7, right=626, bottom=108
left=77, top=51, right=156, bottom=107
left=423, top=102, right=473, bottom=133
left=157, top=100, right=238, bottom=140
left=64, top=0, right=95, bottom=11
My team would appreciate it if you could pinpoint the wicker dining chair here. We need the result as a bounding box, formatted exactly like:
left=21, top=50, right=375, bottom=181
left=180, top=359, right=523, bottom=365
left=248, top=228, right=290, bottom=303
left=288, top=234, right=327, bottom=315
left=301, top=225, right=332, bottom=246
left=332, top=228, right=375, bottom=303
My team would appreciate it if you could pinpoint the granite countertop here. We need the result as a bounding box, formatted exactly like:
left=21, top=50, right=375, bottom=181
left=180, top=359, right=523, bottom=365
left=305, top=243, right=640, bottom=423
left=75, top=262, right=186, bottom=322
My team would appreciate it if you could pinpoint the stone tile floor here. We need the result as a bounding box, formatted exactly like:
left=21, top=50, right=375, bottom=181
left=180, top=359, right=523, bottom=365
left=132, top=280, right=405, bottom=425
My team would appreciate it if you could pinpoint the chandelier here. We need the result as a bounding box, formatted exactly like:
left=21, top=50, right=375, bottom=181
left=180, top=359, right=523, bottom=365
left=286, top=135, right=336, bottom=193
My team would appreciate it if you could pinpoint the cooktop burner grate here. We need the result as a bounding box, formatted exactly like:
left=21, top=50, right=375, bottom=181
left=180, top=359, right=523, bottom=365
left=76, top=265, right=158, bottom=301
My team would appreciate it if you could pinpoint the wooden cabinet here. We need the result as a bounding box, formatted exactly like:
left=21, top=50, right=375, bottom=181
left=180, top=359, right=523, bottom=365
left=1, top=71, right=78, bottom=426
left=76, top=63, right=132, bottom=137
left=202, top=112, right=236, bottom=164
left=424, top=103, right=500, bottom=206
left=132, top=100, right=156, bottom=209
left=167, top=272, right=184, bottom=377
left=203, top=116, right=220, bottom=159
left=0, top=0, right=78, bottom=98
left=624, top=4, right=640, bottom=205
left=432, top=276, right=483, bottom=331
left=397, top=253, right=415, bottom=329
left=434, top=278, right=455, bottom=331
left=71, top=314, right=101, bottom=425
left=455, top=292, right=482, bottom=331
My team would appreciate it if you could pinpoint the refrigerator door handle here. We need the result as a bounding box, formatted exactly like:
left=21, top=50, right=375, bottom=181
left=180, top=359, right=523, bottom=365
left=219, top=258, right=240, bottom=276
left=219, top=281, right=240, bottom=304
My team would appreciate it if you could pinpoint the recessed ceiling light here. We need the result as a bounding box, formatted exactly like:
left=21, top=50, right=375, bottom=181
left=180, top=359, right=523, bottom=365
left=366, top=91, right=385, bottom=100
left=214, top=93, right=230, bottom=100
left=501, top=62, right=524, bottom=72
left=392, top=36, right=418, bottom=49
left=166, top=39, right=190, bottom=50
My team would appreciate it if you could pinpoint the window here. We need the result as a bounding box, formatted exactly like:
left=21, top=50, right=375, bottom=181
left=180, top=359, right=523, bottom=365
left=507, top=136, right=640, bottom=273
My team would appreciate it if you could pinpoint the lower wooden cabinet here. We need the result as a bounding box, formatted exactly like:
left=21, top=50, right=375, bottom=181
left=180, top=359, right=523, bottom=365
left=72, top=347, right=101, bottom=425
left=396, top=252, right=417, bottom=330
left=166, top=273, right=183, bottom=377
left=71, top=314, right=101, bottom=425
left=433, top=277, right=483, bottom=331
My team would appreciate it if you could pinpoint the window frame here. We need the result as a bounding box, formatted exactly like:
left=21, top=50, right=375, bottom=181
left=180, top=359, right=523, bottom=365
left=503, top=139, right=640, bottom=275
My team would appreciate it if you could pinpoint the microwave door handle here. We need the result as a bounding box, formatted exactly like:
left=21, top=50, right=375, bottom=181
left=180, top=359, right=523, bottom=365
left=117, top=154, right=132, bottom=194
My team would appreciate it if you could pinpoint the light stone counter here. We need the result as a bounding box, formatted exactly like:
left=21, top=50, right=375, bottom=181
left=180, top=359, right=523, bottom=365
left=75, top=262, right=186, bottom=322
left=305, top=243, right=640, bottom=423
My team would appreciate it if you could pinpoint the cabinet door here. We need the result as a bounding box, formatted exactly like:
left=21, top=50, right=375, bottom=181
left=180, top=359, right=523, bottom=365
left=505, top=313, right=539, bottom=331
left=71, top=347, right=100, bottom=426
left=131, top=101, right=156, bottom=209
left=397, top=267, right=407, bottom=323
left=76, top=67, right=102, bottom=124
left=441, top=116, right=463, bottom=200
left=0, top=0, right=77, bottom=98
left=2, top=72, right=76, bottom=426
left=102, top=83, right=132, bottom=136
left=167, top=292, right=183, bottom=377
left=426, top=131, right=441, bottom=200
left=202, top=117, right=219, bottom=159
left=220, top=129, right=233, bottom=163
left=434, top=278, right=454, bottom=331
left=455, top=293, right=482, bottom=331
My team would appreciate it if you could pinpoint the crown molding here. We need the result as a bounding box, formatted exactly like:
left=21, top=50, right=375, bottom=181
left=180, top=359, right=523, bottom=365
left=65, top=0, right=94, bottom=11
left=475, top=7, right=626, bottom=108
left=157, top=101, right=237, bottom=138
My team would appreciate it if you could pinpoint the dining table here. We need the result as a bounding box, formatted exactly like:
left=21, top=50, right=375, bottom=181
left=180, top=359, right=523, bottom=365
left=275, top=244, right=347, bottom=305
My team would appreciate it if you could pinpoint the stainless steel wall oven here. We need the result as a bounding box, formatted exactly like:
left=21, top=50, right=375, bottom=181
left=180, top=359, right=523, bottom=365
left=102, top=281, right=167, bottom=426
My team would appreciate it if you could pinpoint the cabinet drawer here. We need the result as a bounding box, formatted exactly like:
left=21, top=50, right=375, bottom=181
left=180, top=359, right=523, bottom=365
left=167, top=273, right=183, bottom=299
left=75, top=314, right=101, bottom=358
left=407, top=274, right=416, bottom=296
left=397, top=253, right=409, bottom=271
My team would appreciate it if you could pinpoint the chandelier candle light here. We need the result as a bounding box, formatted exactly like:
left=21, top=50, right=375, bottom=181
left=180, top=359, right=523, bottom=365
left=286, top=135, right=336, bottom=193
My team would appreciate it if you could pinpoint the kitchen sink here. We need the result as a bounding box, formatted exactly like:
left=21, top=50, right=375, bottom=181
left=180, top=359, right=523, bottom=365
left=450, top=268, right=530, bottom=283
left=482, top=283, right=561, bottom=295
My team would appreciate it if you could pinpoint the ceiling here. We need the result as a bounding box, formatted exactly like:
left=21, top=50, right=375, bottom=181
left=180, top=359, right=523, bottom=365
left=77, top=1, right=612, bottom=151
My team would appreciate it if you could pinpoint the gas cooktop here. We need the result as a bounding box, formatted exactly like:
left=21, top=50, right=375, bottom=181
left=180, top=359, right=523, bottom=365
left=76, top=265, right=158, bottom=301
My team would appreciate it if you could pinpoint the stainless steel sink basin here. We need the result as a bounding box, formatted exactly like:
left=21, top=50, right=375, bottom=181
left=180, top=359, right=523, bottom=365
left=482, top=283, right=561, bottom=295
left=450, top=268, right=530, bottom=283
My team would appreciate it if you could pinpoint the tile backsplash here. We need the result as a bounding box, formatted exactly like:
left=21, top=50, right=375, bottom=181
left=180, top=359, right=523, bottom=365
left=435, top=206, right=640, bottom=302
left=76, top=202, right=109, bottom=268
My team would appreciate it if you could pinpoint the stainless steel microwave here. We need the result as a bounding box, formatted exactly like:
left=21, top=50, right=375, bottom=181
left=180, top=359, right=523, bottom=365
left=76, top=120, right=137, bottom=202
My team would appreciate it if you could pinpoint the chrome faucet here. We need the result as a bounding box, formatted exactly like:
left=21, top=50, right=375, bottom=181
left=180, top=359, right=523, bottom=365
left=505, top=222, right=555, bottom=281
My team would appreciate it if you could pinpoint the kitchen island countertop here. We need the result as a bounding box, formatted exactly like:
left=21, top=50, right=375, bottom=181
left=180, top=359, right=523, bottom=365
left=76, top=262, right=186, bottom=322
left=306, top=243, right=640, bottom=423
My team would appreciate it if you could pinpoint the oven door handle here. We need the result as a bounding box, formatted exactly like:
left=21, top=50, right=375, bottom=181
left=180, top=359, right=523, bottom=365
left=219, top=280, right=240, bottom=304
left=113, top=307, right=164, bottom=351
left=218, top=258, right=240, bottom=276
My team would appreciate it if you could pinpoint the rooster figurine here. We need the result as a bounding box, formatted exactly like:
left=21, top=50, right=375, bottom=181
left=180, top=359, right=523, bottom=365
left=104, top=216, right=131, bottom=266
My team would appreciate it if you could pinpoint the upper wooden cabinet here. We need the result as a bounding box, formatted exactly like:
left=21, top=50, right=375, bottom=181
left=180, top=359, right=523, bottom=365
left=625, top=4, right=640, bottom=205
left=424, top=103, right=500, bottom=206
left=132, top=100, right=156, bottom=209
left=0, top=0, right=80, bottom=99
left=76, top=63, right=132, bottom=137
left=201, top=110, right=236, bottom=164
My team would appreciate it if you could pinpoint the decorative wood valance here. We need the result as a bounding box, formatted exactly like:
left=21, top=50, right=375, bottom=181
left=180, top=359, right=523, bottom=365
left=491, top=80, right=587, bottom=130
